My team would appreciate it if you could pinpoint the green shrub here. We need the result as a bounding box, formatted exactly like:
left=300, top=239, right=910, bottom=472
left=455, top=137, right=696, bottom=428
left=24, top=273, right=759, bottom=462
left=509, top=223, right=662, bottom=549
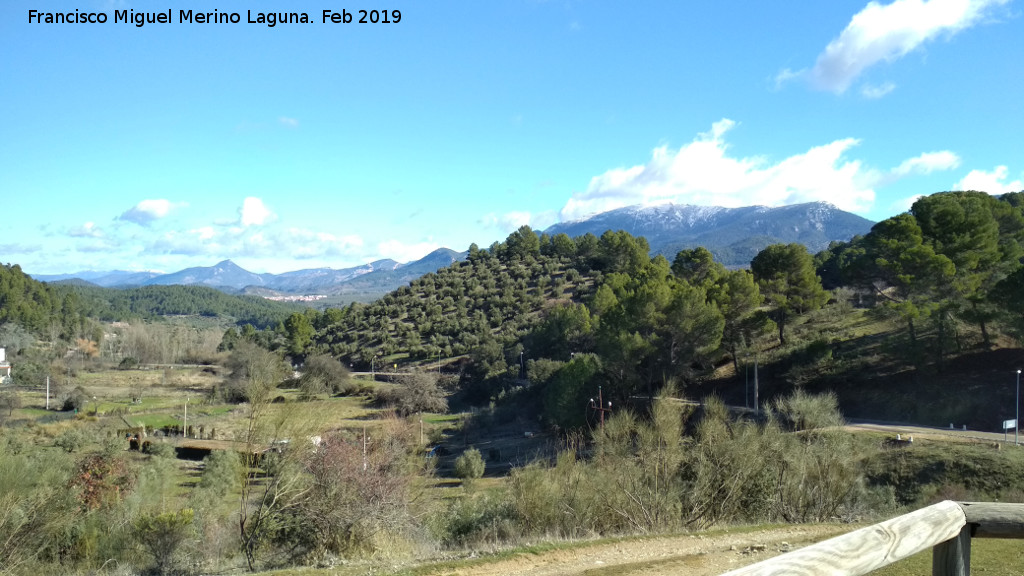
left=142, top=441, right=177, bottom=459
left=135, top=508, right=195, bottom=576
left=772, top=388, right=844, bottom=432
left=54, top=428, right=86, bottom=453
left=441, top=492, right=518, bottom=546
left=455, top=448, right=485, bottom=482
left=376, top=373, right=448, bottom=416
left=299, top=354, right=354, bottom=397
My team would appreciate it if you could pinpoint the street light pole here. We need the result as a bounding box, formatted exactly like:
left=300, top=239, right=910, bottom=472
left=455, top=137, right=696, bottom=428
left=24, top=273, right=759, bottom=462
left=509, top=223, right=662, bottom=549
left=1016, top=369, right=1021, bottom=446
left=590, top=386, right=612, bottom=429
left=753, top=358, right=760, bottom=416
left=744, top=361, right=749, bottom=410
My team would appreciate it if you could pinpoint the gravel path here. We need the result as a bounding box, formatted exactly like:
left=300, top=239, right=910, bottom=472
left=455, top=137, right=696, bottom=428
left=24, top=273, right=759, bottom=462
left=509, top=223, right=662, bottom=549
left=415, top=524, right=852, bottom=576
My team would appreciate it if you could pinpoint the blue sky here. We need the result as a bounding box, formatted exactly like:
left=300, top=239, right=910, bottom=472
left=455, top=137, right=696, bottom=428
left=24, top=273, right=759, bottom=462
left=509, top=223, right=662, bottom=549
left=2, top=0, right=1022, bottom=274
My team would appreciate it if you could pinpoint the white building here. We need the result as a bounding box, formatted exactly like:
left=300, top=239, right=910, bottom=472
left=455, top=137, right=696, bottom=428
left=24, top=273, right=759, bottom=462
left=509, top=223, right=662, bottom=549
left=0, top=348, right=10, bottom=383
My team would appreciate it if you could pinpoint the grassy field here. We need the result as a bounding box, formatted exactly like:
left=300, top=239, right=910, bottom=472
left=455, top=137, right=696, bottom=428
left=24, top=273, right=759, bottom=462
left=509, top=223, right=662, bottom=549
left=875, top=538, right=1024, bottom=575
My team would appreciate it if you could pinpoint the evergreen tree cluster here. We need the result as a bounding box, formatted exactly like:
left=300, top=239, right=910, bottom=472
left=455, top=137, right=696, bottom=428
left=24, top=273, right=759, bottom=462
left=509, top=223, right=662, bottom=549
left=0, top=263, right=85, bottom=340
left=288, top=228, right=777, bottom=425
left=817, top=191, right=1024, bottom=364
left=56, top=283, right=301, bottom=329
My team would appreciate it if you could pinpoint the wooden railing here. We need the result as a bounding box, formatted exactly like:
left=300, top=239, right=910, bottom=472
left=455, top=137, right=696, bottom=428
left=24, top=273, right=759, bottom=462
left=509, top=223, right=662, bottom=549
left=720, top=501, right=1024, bottom=576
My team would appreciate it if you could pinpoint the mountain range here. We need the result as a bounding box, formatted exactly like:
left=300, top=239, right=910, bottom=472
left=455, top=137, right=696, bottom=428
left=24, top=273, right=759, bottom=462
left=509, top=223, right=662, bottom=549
left=543, top=201, right=874, bottom=266
left=33, top=248, right=468, bottom=299
left=33, top=201, right=874, bottom=298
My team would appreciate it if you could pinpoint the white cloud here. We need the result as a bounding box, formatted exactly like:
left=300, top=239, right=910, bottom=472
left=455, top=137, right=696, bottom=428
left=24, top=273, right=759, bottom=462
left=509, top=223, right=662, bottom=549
left=239, top=197, right=276, bottom=227
left=531, top=210, right=560, bottom=231
left=68, top=221, right=104, bottom=238
left=482, top=211, right=533, bottom=231
left=560, top=119, right=877, bottom=220
left=377, top=239, right=441, bottom=263
left=143, top=221, right=368, bottom=266
left=892, top=150, right=961, bottom=176
left=809, top=0, right=1008, bottom=94
left=285, top=228, right=364, bottom=258
left=860, top=82, right=896, bottom=99
left=278, top=116, right=299, bottom=128
left=119, top=199, right=185, bottom=224
left=192, top=226, right=217, bottom=241
left=773, top=68, right=804, bottom=90
left=954, top=165, right=1024, bottom=193
left=150, top=230, right=218, bottom=257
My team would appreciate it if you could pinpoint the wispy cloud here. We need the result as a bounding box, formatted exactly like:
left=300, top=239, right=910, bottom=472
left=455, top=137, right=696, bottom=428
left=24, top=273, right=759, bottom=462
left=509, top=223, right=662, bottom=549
left=142, top=218, right=367, bottom=264
left=481, top=211, right=533, bottom=232
left=278, top=116, right=299, bottom=128
left=68, top=221, right=105, bottom=238
left=118, top=199, right=186, bottom=225
left=285, top=228, right=364, bottom=259
left=376, top=239, right=441, bottom=263
left=807, top=0, right=1009, bottom=94
left=954, top=165, right=1023, bottom=193
left=860, top=82, right=896, bottom=99
left=892, top=150, right=961, bottom=176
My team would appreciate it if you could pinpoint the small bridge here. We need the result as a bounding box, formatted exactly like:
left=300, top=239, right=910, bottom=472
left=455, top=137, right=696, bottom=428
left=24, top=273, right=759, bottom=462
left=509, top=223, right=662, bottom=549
left=720, top=501, right=1023, bottom=575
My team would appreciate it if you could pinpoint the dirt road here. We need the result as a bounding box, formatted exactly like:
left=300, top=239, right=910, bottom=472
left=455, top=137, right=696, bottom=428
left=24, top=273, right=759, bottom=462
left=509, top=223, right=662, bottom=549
left=412, top=524, right=852, bottom=576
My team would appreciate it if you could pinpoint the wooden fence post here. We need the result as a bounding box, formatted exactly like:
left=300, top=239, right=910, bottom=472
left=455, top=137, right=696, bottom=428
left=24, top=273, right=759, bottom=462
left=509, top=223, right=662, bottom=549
left=932, top=525, right=971, bottom=576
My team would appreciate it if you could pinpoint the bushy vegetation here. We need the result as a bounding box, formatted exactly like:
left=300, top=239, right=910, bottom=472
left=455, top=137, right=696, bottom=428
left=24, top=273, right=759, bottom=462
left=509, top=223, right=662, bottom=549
left=454, top=447, right=485, bottom=482
left=442, top=392, right=864, bottom=544
left=0, top=190, right=1022, bottom=574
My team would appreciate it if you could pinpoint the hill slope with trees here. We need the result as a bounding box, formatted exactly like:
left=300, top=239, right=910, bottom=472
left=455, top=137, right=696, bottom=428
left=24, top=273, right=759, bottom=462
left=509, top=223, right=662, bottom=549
left=271, top=190, right=1024, bottom=429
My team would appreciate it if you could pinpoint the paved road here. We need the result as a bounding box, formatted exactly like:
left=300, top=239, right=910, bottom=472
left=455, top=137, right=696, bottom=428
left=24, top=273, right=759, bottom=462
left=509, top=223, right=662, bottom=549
left=845, top=419, right=1024, bottom=445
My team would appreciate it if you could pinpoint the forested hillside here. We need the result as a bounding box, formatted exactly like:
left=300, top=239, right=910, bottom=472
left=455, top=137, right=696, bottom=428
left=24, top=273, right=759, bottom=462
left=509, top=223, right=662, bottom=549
left=60, top=284, right=302, bottom=329
left=275, top=190, right=1024, bottom=427
left=0, top=263, right=87, bottom=340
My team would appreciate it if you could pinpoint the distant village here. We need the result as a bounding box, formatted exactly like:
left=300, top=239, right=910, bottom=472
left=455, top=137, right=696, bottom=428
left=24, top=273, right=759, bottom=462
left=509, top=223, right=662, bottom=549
left=262, top=294, right=327, bottom=302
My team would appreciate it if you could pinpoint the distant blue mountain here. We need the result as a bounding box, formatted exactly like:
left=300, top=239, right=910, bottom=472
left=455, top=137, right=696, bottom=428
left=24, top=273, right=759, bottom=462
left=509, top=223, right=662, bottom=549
left=143, top=260, right=267, bottom=289
left=31, top=249, right=467, bottom=299
left=33, top=269, right=161, bottom=287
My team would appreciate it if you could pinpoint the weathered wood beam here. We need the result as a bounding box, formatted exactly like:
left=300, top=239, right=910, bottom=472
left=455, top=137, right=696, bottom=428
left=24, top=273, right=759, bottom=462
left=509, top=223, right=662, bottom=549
left=719, top=500, right=967, bottom=576
left=958, top=502, right=1024, bottom=539
left=932, top=525, right=970, bottom=576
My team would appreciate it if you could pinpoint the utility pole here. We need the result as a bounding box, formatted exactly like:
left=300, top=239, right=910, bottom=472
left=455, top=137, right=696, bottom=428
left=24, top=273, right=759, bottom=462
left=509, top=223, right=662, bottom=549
left=184, top=396, right=188, bottom=438
left=744, top=362, right=749, bottom=409
left=754, top=358, right=760, bottom=416
left=590, top=386, right=612, bottom=429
